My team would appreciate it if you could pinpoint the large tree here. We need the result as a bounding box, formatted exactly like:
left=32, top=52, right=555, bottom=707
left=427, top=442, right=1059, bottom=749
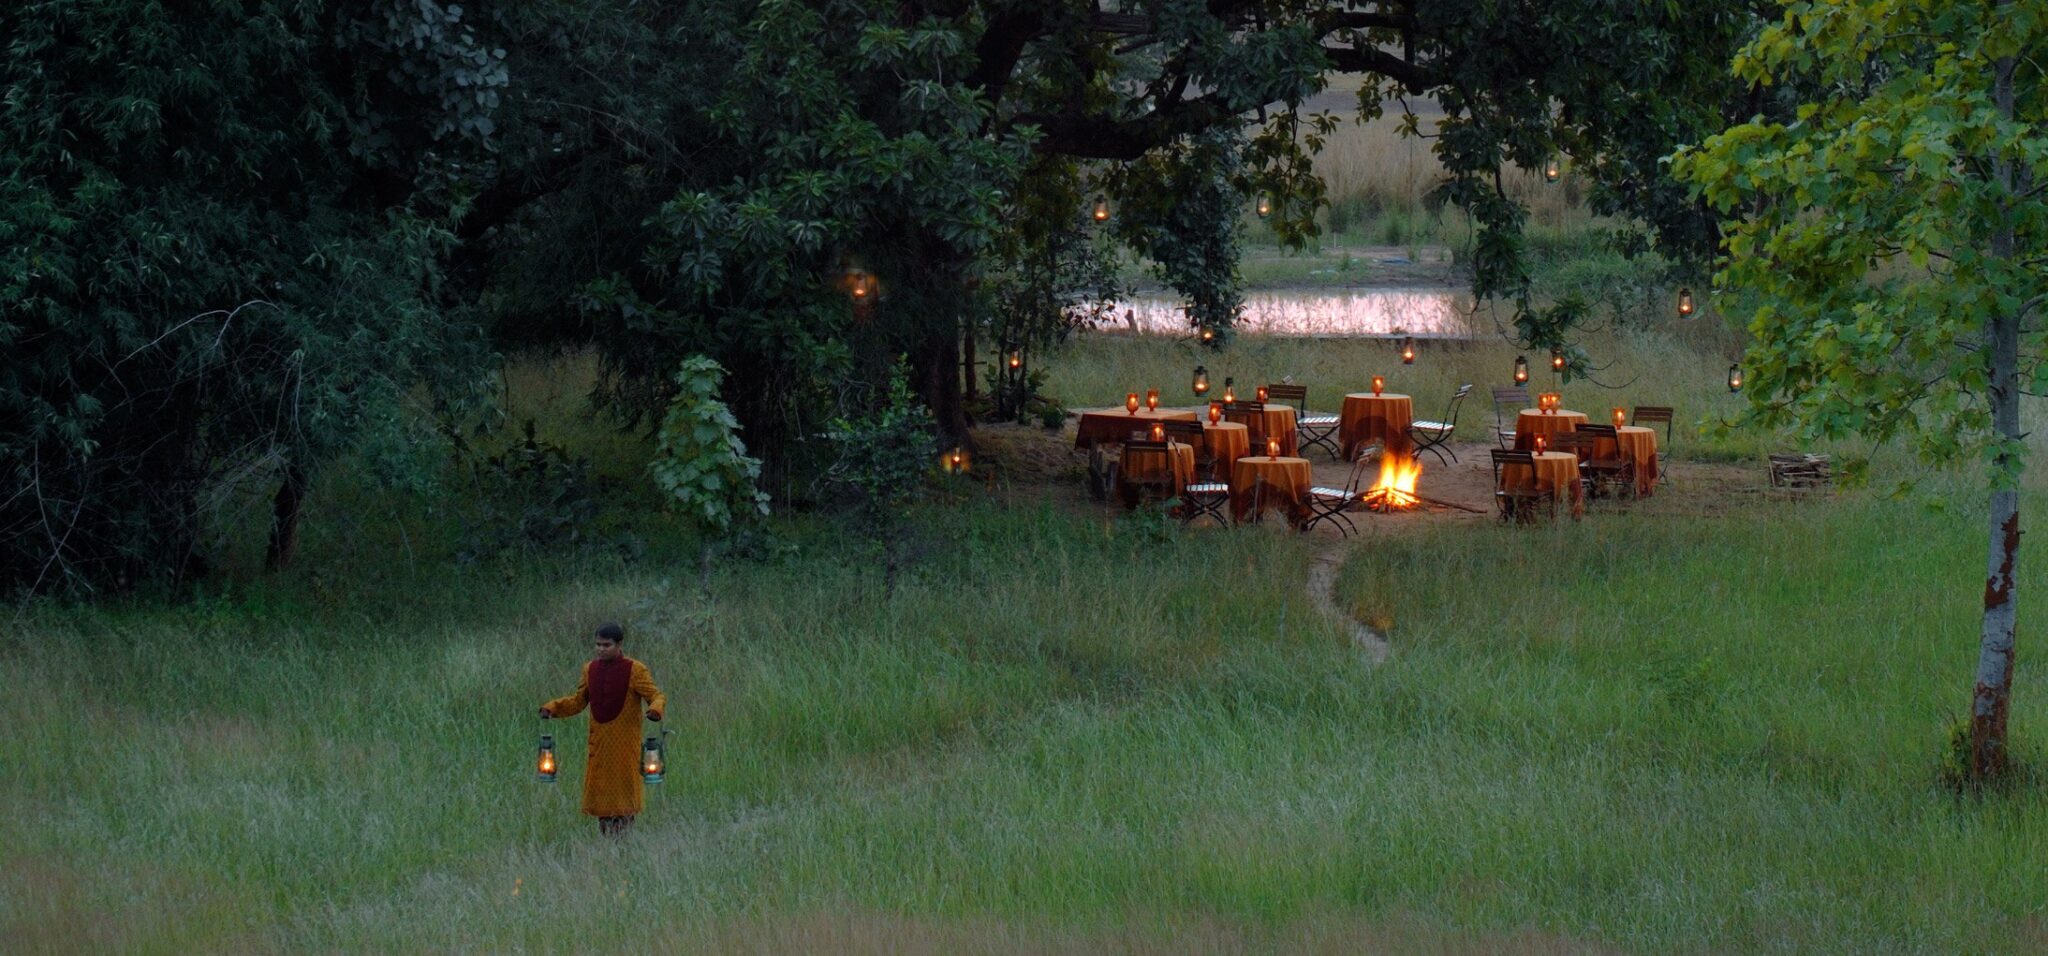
left=1674, top=0, right=2046, bottom=779
left=469, top=0, right=1769, bottom=451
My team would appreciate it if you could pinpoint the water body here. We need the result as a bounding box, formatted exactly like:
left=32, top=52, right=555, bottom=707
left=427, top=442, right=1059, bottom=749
left=1107, top=288, right=1476, bottom=338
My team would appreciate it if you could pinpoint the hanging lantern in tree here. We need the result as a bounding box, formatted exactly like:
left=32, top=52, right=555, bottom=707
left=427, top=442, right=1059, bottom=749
left=1222, top=377, right=1236, bottom=404
left=1192, top=365, right=1210, bottom=397
left=1255, top=193, right=1273, bottom=218
left=1008, top=349, right=1022, bottom=371
left=1677, top=287, right=1695, bottom=317
left=1551, top=349, right=1566, bottom=372
left=1199, top=326, right=1215, bottom=344
left=940, top=446, right=970, bottom=475
left=641, top=731, right=668, bottom=784
left=1513, top=355, right=1530, bottom=385
left=1401, top=336, right=1416, bottom=365
left=1544, top=156, right=1562, bottom=182
left=1091, top=196, right=1111, bottom=222
left=1728, top=363, right=1744, bottom=393
left=536, top=731, right=558, bottom=783
left=847, top=268, right=874, bottom=301
left=1145, top=388, right=1160, bottom=411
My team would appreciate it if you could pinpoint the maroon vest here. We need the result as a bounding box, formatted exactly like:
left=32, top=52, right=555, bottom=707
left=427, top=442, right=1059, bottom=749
left=588, top=657, right=633, bottom=723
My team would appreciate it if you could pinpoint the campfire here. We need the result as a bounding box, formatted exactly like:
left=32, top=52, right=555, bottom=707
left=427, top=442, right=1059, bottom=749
left=1361, top=452, right=1422, bottom=512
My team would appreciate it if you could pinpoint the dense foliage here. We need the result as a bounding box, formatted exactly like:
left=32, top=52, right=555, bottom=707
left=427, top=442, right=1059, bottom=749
left=0, top=0, right=501, bottom=592
left=1676, top=0, right=2048, bottom=779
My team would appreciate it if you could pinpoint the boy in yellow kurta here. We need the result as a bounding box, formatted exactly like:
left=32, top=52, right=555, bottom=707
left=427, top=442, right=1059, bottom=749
left=539, top=622, right=666, bottom=835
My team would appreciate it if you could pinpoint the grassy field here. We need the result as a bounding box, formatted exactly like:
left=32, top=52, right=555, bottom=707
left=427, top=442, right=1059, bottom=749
left=6, top=333, right=2048, bottom=952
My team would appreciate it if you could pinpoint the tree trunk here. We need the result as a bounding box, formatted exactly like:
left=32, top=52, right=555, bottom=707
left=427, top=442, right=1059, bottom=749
left=962, top=318, right=978, bottom=402
left=1969, top=48, right=2020, bottom=781
left=917, top=318, right=973, bottom=447
left=264, top=462, right=308, bottom=572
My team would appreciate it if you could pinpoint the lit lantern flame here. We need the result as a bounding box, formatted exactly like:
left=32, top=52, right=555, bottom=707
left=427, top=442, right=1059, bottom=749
left=1008, top=350, right=1022, bottom=370
left=1256, top=194, right=1272, bottom=218
left=1125, top=392, right=1140, bottom=414
left=1199, top=327, right=1215, bottom=343
left=1401, top=336, right=1416, bottom=364
left=1534, top=434, right=1548, bottom=454
left=641, top=734, right=666, bottom=783
left=848, top=270, right=874, bottom=301
left=1728, top=363, right=1743, bottom=392
left=940, top=447, right=969, bottom=475
left=1551, top=349, right=1566, bottom=371
left=1677, top=287, right=1695, bottom=317
left=1222, top=381, right=1236, bottom=404
left=1092, top=196, right=1110, bottom=222
left=536, top=733, right=557, bottom=782
left=1207, top=401, right=1222, bottom=424
left=1371, top=375, right=1384, bottom=396
left=1266, top=437, right=1281, bottom=458
left=1513, top=355, right=1530, bottom=385
left=1192, top=365, right=1209, bottom=396
left=1145, top=388, right=1159, bottom=411
left=1612, top=407, right=1627, bottom=428
left=1151, top=423, right=1165, bottom=443
left=1544, top=157, right=1561, bottom=182
left=1370, top=454, right=1423, bottom=509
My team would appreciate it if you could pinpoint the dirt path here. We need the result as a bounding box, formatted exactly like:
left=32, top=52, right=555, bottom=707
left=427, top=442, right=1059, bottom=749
left=1306, top=545, right=1389, bottom=662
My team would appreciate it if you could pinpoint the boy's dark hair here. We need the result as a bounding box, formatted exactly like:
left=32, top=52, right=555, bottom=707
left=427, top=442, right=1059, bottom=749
left=594, top=622, right=624, bottom=643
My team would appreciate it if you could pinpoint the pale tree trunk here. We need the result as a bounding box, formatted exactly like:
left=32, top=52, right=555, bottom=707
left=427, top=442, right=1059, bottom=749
left=263, top=462, right=308, bottom=572
left=1970, top=48, right=2020, bottom=781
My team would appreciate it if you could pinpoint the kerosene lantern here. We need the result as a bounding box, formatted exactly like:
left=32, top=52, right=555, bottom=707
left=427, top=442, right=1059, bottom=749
left=641, top=729, right=669, bottom=784
left=536, top=727, right=558, bottom=783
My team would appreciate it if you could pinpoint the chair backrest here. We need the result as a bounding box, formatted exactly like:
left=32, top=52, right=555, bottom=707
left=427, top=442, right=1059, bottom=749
left=1344, top=441, right=1385, bottom=494
left=1223, top=400, right=1266, bottom=413
left=1441, top=384, right=1473, bottom=426
left=1119, top=440, right=1173, bottom=488
left=1577, top=423, right=1618, bottom=440
left=1489, top=448, right=1535, bottom=482
left=1161, top=420, right=1206, bottom=458
left=1492, top=386, right=1529, bottom=410
left=1550, top=431, right=1597, bottom=463
left=1222, top=403, right=1266, bottom=443
left=1632, top=405, right=1675, bottom=442
left=1263, top=384, right=1308, bottom=413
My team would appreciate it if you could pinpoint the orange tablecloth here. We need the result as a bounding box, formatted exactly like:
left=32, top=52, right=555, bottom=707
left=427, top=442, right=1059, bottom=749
left=1593, top=425, right=1660, bottom=496
left=1499, top=451, right=1584, bottom=517
left=1117, top=441, right=1196, bottom=509
left=1074, top=407, right=1198, bottom=448
left=1514, top=409, right=1589, bottom=451
left=1225, top=405, right=1298, bottom=457
left=1340, top=393, right=1412, bottom=460
left=1229, top=455, right=1312, bottom=525
left=1201, top=421, right=1251, bottom=474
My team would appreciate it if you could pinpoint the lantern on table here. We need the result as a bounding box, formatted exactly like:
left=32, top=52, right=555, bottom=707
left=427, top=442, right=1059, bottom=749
left=1551, top=348, right=1566, bottom=372
left=1125, top=392, right=1140, bottom=414
left=1534, top=434, right=1548, bottom=455
left=1728, top=363, right=1743, bottom=393
left=1222, top=377, right=1236, bottom=404
left=1150, top=422, right=1165, bottom=443
left=1255, top=194, right=1273, bottom=218
left=1611, top=407, right=1626, bottom=428
left=641, top=730, right=668, bottom=784
left=1677, top=287, right=1695, bottom=317
left=1192, top=365, right=1209, bottom=397
left=1513, top=355, right=1530, bottom=386
left=1255, top=384, right=1269, bottom=403
left=1091, top=196, right=1111, bottom=222
left=1207, top=400, right=1222, bottom=425
left=1544, top=156, right=1562, bottom=183
left=1401, top=336, right=1416, bottom=365
left=1371, top=375, right=1385, bottom=397
left=1145, top=388, right=1159, bottom=411
left=1266, top=437, right=1281, bottom=458
left=536, top=730, right=558, bottom=783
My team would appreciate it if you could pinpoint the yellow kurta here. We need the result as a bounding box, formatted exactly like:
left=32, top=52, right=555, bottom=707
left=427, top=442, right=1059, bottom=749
left=543, top=659, right=667, bottom=817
